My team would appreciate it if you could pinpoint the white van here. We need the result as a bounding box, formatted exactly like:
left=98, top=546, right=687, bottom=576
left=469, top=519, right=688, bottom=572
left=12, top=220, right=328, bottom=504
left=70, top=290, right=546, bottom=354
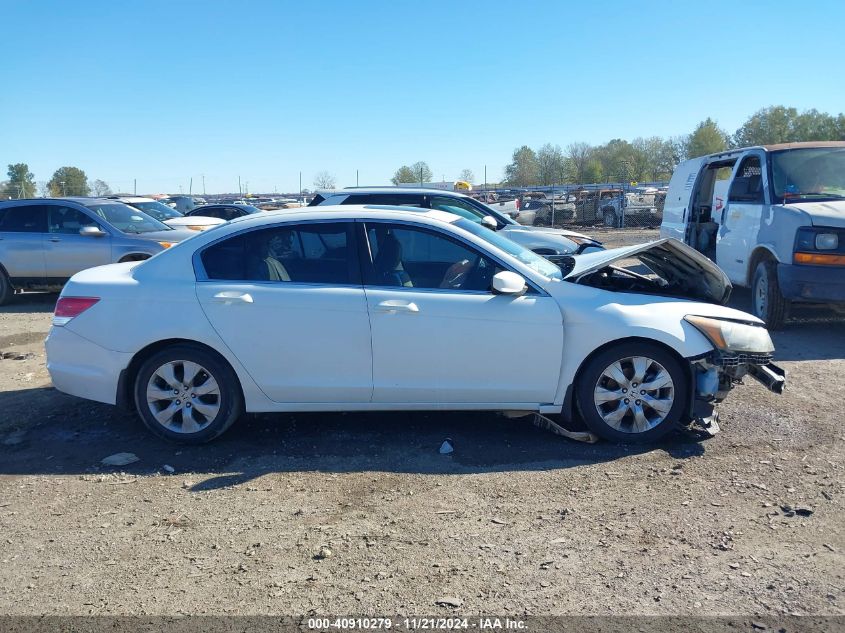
left=661, top=142, right=845, bottom=328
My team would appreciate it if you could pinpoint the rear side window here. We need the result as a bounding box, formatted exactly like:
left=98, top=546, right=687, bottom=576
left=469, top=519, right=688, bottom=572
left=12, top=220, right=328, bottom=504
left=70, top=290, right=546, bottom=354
left=200, top=222, right=358, bottom=285
left=729, top=156, right=764, bottom=204
left=0, top=205, right=48, bottom=232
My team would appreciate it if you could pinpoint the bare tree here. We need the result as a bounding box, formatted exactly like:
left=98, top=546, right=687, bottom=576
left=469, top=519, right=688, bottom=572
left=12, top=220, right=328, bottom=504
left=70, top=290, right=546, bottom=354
left=91, top=179, right=112, bottom=196
left=36, top=181, right=50, bottom=197
left=458, top=168, right=474, bottom=183
left=313, top=171, right=336, bottom=190
left=566, top=142, right=592, bottom=184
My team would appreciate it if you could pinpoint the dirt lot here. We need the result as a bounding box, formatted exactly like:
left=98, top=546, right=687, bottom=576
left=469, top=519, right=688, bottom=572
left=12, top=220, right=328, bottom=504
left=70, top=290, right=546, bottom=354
left=0, top=231, right=843, bottom=620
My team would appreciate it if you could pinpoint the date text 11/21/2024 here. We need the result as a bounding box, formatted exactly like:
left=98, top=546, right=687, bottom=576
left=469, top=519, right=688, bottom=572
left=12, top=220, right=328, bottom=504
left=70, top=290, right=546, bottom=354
left=306, top=617, right=527, bottom=630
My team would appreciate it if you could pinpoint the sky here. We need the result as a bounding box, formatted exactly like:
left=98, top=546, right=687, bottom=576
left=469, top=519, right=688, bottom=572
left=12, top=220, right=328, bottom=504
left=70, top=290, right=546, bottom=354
left=2, top=0, right=844, bottom=195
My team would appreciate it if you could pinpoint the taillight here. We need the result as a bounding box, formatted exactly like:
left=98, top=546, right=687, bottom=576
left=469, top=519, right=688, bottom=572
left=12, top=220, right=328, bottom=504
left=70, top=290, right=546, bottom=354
left=53, top=297, right=100, bottom=326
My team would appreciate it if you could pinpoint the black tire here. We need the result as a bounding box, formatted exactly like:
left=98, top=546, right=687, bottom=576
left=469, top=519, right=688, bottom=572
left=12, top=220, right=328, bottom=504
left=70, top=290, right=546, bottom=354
left=576, top=341, right=689, bottom=444
left=602, top=210, right=617, bottom=228
left=751, top=259, right=789, bottom=330
left=133, top=344, right=243, bottom=444
left=0, top=268, right=11, bottom=306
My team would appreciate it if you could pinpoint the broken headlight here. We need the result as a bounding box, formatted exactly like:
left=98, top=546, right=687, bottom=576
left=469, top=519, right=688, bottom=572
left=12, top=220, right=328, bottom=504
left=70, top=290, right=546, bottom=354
left=684, top=316, right=774, bottom=353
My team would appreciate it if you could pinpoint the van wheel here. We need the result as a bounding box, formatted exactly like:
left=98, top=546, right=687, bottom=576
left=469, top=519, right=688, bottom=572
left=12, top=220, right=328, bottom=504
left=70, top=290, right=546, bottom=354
left=603, top=210, right=617, bottom=228
left=752, top=259, right=788, bottom=330
left=0, top=269, right=12, bottom=306
left=576, top=342, right=688, bottom=443
left=134, top=345, right=243, bottom=444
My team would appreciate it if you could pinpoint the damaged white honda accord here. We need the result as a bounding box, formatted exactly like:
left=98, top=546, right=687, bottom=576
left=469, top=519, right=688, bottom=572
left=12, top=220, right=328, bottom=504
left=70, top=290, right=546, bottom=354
left=46, top=206, right=785, bottom=444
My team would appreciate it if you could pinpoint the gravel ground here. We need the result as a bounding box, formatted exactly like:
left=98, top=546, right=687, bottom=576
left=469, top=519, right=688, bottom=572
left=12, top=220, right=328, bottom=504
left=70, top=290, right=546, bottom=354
left=0, top=230, right=843, bottom=619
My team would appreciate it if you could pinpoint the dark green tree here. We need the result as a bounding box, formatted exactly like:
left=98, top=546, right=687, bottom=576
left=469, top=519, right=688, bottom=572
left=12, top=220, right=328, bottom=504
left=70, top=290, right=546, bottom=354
left=4, top=163, right=36, bottom=199
left=391, top=165, right=417, bottom=185
left=48, top=166, right=90, bottom=197
left=685, top=118, right=729, bottom=158
left=504, top=146, right=539, bottom=187
left=409, top=161, right=433, bottom=184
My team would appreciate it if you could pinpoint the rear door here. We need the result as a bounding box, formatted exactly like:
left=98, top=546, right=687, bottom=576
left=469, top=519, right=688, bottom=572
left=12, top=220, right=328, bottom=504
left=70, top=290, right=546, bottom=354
left=661, top=157, right=705, bottom=243
left=361, top=221, right=563, bottom=404
left=195, top=220, right=373, bottom=403
left=43, top=205, right=112, bottom=280
left=0, top=204, right=47, bottom=284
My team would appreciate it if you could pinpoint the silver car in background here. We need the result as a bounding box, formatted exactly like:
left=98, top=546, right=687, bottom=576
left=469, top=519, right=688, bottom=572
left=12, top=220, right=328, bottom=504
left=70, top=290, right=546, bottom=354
left=0, top=197, right=195, bottom=305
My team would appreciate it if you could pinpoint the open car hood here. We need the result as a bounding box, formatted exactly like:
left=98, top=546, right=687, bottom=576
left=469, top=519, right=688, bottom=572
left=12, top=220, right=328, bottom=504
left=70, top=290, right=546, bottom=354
left=564, top=238, right=732, bottom=305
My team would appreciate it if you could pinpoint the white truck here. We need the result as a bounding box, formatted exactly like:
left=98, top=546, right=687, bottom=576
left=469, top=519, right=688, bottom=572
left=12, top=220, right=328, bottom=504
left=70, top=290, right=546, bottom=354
left=661, top=142, right=845, bottom=328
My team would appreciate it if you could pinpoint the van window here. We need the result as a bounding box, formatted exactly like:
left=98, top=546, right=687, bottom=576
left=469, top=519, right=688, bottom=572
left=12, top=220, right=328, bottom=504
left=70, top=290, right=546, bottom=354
left=728, top=156, right=764, bottom=204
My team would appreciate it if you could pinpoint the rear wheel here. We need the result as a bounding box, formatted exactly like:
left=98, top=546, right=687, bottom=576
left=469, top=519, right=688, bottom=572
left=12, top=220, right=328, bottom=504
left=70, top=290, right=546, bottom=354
left=602, top=209, right=617, bottom=227
left=576, top=342, right=688, bottom=443
left=751, top=259, right=788, bottom=330
left=134, top=345, right=243, bottom=444
left=0, top=269, right=12, bottom=306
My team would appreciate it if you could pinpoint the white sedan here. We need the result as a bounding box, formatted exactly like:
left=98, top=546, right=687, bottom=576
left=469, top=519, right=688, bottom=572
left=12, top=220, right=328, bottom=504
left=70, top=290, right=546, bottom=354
left=45, top=206, right=785, bottom=444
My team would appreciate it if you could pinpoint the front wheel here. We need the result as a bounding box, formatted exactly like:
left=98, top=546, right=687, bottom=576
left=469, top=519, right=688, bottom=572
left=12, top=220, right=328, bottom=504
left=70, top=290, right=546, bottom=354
left=576, top=342, right=688, bottom=443
left=602, top=210, right=617, bottom=228
left=751, top=259, right=789, bottom=329
left=134, top=345, right=243, bottom=443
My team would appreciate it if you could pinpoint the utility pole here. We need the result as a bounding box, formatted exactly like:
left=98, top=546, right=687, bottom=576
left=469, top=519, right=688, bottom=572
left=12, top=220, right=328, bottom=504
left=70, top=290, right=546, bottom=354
left=60, top=181, right=66, bottom=196
left=202, top=174, right=206, bottom=195
left=419, top=166, right=423, bottom=187
left=484, top=165, right=487, bottom=201
left=299, top=171, right=302, bottom=202
left=189, top=177, right=193, bottom=195
left=133, top=179, right=137, bottom=195
left=356, top=170, right=359, bottom=187
left=238, top=176, right=242, bottom=196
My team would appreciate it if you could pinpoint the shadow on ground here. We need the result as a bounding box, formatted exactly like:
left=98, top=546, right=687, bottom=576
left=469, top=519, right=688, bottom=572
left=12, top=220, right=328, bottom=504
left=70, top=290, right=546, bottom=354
left=0, top=388, right=706, bottom=486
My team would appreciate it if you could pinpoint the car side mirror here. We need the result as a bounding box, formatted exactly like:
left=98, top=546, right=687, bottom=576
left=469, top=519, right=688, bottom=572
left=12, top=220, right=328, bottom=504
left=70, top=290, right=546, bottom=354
left=492, top=270, right=527, bottom=295
left=79, top=226, right=106, bottom=237
left=481, top=215, right=498, bottom=230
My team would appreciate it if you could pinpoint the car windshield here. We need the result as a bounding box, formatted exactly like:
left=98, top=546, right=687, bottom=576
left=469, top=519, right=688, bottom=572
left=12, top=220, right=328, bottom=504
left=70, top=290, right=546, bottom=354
left=128, top=200, right=183, bottom=221
left=454, top=218, right=562, bottom=280
left=85, top=203, right=172, bottom=233
left=771, top=147, right=845, bottom=202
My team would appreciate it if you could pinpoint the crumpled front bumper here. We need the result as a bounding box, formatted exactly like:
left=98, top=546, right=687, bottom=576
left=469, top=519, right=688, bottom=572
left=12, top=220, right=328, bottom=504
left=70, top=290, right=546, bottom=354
left=687, top=352, right=786, bottom=433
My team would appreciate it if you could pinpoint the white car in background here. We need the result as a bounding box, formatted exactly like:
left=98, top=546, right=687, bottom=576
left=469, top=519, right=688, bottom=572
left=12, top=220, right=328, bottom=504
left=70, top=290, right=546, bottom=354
left=113, top=197, right=225, bottom=231
left=46, top=206, right=784, bottom=444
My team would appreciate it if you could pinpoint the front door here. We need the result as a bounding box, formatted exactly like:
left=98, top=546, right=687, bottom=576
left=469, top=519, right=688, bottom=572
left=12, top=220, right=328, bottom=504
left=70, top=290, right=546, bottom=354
left=361, top=221, right=563, bottom=404
left=44, top=206, right=112, bottom=281
left=195, top=221, right=373, bottom=403
left=717, top=153, right=766, bottom=284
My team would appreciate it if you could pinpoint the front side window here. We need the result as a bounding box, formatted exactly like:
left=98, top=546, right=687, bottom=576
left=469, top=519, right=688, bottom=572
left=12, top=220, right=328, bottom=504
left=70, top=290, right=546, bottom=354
left=0, top=205, right=48, bottom=233
left=201, top=222, right=356, bottom=285
left=728, top=156, right=764, bottom=204
left=429, top=196, right=486, bottom=223
left=348, top=194, right=425, bottom=207
left=48, top=206, right=99, bottom=234
left=85, top=203, right=172, bottom=233
left=364, top=223, right=502, bottom=291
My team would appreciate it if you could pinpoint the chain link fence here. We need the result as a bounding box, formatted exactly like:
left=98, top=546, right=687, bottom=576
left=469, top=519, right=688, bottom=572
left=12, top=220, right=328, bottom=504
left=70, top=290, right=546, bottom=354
left=474, top=182, right=668, bottom=231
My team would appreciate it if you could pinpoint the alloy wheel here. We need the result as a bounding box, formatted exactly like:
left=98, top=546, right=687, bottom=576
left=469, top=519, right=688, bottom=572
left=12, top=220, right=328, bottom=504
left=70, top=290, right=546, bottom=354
left=145, top=360, right=221, bottom=434
left=593, top=356, right=675, bottom=433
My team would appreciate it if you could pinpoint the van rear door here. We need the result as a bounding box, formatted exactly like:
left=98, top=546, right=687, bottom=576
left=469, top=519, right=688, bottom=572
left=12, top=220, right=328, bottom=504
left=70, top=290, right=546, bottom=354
left=661, top=157, right=705, bottom=243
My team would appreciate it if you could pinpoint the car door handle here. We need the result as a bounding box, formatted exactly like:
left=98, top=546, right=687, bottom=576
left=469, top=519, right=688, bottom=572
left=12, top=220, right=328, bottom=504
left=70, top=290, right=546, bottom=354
left=49, top=237, right=61, bottom=242
left=212, top=291, right=254, bottom=304
left=376, top=300, right=419, bottom=313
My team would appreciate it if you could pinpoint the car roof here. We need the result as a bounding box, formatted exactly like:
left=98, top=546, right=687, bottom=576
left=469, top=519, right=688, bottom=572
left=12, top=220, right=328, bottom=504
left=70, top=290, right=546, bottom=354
left=321, top=187, right=472, bottom=198
left=224, top=204, right=460, bottom=228
left=112, top=196, right=155, bottom=203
